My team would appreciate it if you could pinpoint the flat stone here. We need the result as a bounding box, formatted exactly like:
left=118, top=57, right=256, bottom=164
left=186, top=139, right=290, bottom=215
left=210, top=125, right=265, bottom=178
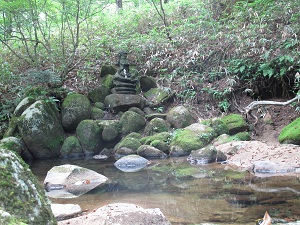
left=51, top=204, right=82, bottom=221
left=58, top=203, right=171, bottom=225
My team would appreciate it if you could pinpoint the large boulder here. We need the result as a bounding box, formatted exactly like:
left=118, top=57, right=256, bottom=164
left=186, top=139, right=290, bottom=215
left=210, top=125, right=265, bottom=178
left=114, top=133, right=142, bottom=157
left=61, top=94, right=91, bottom=132
left=87, top=85, right=111, bottom=103
left=57, top=203, right=171, bottom=225
left=139, top=75, right=157, bottom=92
left=144, top=88, right=172, bottom=106
left=170, top=123, right=215, bottom=156
left=166, top=105, right=196, bottom=128
left=187, top=146, right=227, bottom=165
left=18, top=100, right=65, bottom=159
left=60, top=136, right=84, bottom=158
left=137, top=145, right=168, bottom=159
left=0, top=136, right=33, bottom=161
left=0, top=148, right=56, bottom=224
left=119, top=111, right=146, bottom=135
left=220, top=113, right=247, bottom=135
left=279, top=117, right=300, bottom=144
left=144, top=118, right=171, bottom=135
left=76, top=120, right=103, bottom=156
left=140, top=132, right=171, bottom=154
left=104, top=93, right=145, bottom=112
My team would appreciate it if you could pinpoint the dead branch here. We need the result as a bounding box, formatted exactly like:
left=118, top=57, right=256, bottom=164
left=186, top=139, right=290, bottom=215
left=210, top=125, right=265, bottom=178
left=244, top=95, right=300, bottom=114
left=232, top=93, right=300, bottom=125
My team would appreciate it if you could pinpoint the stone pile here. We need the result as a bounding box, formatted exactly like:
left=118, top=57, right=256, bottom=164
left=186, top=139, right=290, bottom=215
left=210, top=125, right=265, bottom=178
left=112, top=52, right=137, bottom=94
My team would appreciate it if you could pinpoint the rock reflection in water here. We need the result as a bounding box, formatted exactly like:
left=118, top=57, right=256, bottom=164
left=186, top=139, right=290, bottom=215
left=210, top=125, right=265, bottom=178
left=30, top=157, right=300, bottom=225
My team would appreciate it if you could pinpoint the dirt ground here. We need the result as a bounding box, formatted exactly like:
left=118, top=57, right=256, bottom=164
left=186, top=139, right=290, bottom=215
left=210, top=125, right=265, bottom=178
left=216, top=98, right=300, bottom=175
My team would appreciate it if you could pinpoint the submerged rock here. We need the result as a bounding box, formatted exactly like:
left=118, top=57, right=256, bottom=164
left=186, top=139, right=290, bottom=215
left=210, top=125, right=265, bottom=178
left=57, top=203, right=171, bottom=225
left=114, top=154, right=150, bottom=172
left=187, top=146, right=227, bottom=165
left=44, top=164, right=108, bottom=198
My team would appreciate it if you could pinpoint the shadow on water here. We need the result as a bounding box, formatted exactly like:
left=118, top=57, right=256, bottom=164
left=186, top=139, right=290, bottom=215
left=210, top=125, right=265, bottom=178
left=30, top=157, right=300, bottom=224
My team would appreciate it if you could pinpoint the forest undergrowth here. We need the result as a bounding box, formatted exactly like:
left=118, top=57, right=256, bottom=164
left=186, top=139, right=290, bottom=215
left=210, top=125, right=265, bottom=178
left=0, top=0, right=300, bottom=137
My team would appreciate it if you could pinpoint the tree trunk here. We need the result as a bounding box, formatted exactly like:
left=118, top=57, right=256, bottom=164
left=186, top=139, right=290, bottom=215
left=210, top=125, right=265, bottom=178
left=116, top=0, right=122, bottom=10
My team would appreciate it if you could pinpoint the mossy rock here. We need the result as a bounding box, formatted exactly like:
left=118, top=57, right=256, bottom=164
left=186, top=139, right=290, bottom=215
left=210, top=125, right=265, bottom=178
left=140, top=132, right=172, bottom=145
left=220, top=113, right=247, bottom=135
left=137, top=145, right=167, bottom=159
left=187, top=146, right=227, bottom=164
left=144, top=118, right=171, bottom=135
left=61, top=136, right=84, bottom=158
left=76, top=120, right=103, bottom=156
left=13, top=97, right=35, bottom=117
left=18, top=100, right=65, bottom=159
left=102, top=74, right=114, bottom=89
left=120, top=111, right=146, bottom=135
left=0, top=148, right=56, bottom=225
left=213, top=132, right=251, bottom=146
left=0, top=137, right=33, bottom=161
left=166, top=105, right=196, bottom=128
left=4, top=116, right=19, bottom=137
left=208, top=118, right=229, bottom=136
left=91, top=107, right=105, bottom=120
left=87, top=85, right=111, bottom=103
left=279, top=117, right=300, bottom=144
left=139, top=76, right=157, bottom=92
left=94, top=102, right=105, bottom=110
left=100, top=65, right=117, bottom=77
left=143, top=88, right=172, bottom=106
left=61, top=93, right=91, bottom=132
left=149, top=140, right=170, bottom=154
left=102, top=126, right=119, bottom=142
left=170, top=123, right=215, bottom=156
left=114, top=135, right=142, bottom=151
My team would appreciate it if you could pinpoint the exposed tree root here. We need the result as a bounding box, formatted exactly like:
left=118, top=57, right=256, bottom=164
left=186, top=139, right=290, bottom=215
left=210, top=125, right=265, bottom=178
left=233, top=94, right=300, bottom=125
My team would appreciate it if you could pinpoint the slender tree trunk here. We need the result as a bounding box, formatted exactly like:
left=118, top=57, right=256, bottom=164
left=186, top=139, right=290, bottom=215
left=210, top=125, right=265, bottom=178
left=116, top=0, right=122, bottom=11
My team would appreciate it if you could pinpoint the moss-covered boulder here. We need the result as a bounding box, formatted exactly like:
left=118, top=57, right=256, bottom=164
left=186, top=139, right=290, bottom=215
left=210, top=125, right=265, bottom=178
left=87, top=85, right=111, bottom=103
left=137, top=145, right=167, bottom=159
left=114, top=133, right=142, bottom=157
left=102, top=126, right=119, bottom=142
left=100, top=65, right=117, bottom=77
left=13, top=97, right=36, bottom=117
left=18, top=100, right=64, bottom=159
left=120, top=111, right=146, bottom=135
left=140, top=132, right=171, bottom=153
left=139, top=76, right=157, bottom=92
left=170, top=123, right=215, bottom=156
left=104, top=93, right=145, bottom=112
left=102, top=74, right=114, bottom=89
left=76, top=120, right=103, bottom=156
left=143, top=88, right=172, bottom=106
left=213, top=132, right=251, bottom=146
left=202, top=118, right=229, bottom=136
left=187, top=146, right=227, bottom=164
left=279, top=117, right=300, bottom=144
left=0, top=148, right=56, bottom=224
left=60, top=136, right=84, bottom=158
left=144, top=118, right=171, bottom=135
left=91, top=107, right=105, bottom=120
left=166, top=105, right=196, bottom=128
left=61, top=94, right=91, bottom=132
left=0, top=137, right=33, bottom=161
left=220, top=113, right=247, bottom=135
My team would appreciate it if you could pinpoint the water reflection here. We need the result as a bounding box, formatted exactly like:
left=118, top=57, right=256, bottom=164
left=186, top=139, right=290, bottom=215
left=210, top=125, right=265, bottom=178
left=30, top=157, right=300, bottom=224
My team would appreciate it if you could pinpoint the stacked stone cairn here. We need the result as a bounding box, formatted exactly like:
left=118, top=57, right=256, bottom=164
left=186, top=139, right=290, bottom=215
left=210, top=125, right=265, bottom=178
left=112, top=52, right=137, bottom=94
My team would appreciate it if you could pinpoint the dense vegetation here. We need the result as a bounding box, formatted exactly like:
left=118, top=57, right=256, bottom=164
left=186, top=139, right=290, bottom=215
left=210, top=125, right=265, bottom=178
left=0, top=0, right=300, bottom=127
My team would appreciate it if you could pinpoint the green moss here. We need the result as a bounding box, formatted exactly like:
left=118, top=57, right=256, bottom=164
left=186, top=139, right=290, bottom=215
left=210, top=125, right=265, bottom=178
left=115, top=137, right=142, bottom=151
left=140, top=132, right=171, bottom=145
left=221, top=113, right=247, bottom=135
left=171, top=129, right=205, bottom=151
left=0, top=149, right=56, bottom=224
left=226, top=132, right=251, bottom=142
left=4, top=116, right=19, bottom=137
left=120, top=111, right=146, bottom=134
left=279, top=117, right=300, bottom=144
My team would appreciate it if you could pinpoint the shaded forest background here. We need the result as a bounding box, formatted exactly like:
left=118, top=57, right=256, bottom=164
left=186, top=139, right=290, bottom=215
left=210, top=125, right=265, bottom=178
left=0, top=0, right=300, bottom=132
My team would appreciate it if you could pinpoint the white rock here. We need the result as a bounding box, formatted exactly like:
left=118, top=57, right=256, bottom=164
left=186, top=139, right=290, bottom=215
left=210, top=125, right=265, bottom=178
left=51, top=204, right=82, bottom=221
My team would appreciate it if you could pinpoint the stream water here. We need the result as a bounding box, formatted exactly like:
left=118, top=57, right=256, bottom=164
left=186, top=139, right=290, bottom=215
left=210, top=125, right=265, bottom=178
left=30, top=157, right=300, bottom=225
